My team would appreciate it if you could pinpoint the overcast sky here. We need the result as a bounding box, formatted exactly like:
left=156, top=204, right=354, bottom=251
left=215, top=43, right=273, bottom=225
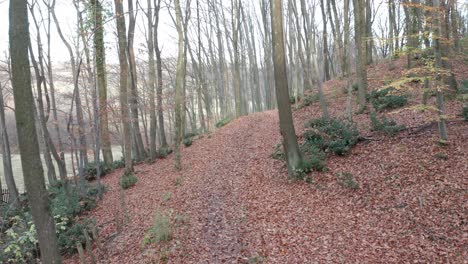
left=0, top=0, right=180, bottom=64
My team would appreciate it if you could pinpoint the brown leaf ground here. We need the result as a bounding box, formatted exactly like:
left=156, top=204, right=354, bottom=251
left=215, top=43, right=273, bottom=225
left=67, top=57, right=467, bottom=263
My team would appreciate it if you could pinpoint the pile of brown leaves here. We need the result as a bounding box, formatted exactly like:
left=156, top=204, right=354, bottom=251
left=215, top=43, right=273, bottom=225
left=66, top=57, right=467, bottom=263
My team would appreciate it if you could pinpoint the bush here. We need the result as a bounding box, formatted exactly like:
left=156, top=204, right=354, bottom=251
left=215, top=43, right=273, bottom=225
left=57, top=218, right=95, bottom=255
left=336, top=172, right=359, bottom=190
left=463, top=107, right=468, bottom=121
left=111, top=157, right=125, bottom=170
left=300, top=145, right=327, bottom=171
left=370, top=111, right=406, bottom=136
left=141, top=211, right=172, bottom=248
left=2, top=212, right=38, bottom=263
left=158, top=146, right=172, bottom=158
left=2, top=182, right=99, bottom=262
left=304, top=118, right=360, bottom=156
left=183, top=137, right=193, bottom=147
left=216, top=117, right=232, bottom=128
left=370, top=87, right=408, bottom=112
left=271, top=144, right=285, bottom=160
left=120, top=172, right=138, bottom=189
left=298, top=93, right=319, bottom=109
left=84, top=161, right=111, bottom=180
left=289, top=95, right=296, bottom=104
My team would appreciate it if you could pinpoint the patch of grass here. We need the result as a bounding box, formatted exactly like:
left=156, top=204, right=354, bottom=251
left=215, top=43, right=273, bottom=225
left=216, top=117, right=232, bottom=128
left=142, top=211, right=172, bottom=247
left=249, top=255, right=266, bottom=263
left=174, top=214, right=189, bottom=226
left=162, top=192, right=172, bottom=202
left=434, top=152, right=448, bottom=160
left=336, top=172, right=359, bottom=190
left=120, top=172, right=138, bottom=189
left=271, top=144, right=285, bottom=160
left=174, top=176, right=184, bottom=186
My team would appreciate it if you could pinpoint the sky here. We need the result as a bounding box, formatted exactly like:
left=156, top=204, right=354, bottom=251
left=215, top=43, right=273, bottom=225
left=0, top=0, right=180, bottom=64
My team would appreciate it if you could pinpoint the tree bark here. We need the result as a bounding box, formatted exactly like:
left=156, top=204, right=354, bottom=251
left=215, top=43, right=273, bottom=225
left=127, top=0, right=147, bottom=161
left=270, top=0, right=303, bottom=177
left=147, top=0, right=157, bottom=159
left=114, top=0, right=133, bottom=172
left=91, top=0, right=113, bottom=165
left=9, top=1, right=61, bottom=262
left=0, top=83, right=19, bottom=208
left=353, top=0, right=368, bottom=112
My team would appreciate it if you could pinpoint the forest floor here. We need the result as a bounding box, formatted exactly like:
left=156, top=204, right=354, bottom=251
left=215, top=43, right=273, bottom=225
left=67, top=57, right=467, bottom=263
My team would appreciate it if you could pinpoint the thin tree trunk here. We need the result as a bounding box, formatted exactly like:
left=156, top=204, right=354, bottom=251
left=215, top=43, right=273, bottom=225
left=127, top=0, right=147, bottom=160
left=154, top=0, right=168, bottom=148
left=114, top=0, right=133, bottom=172
left=91, top=0, right=113, bottom=165
left=270, top=0, right=303, bottom=177
left=0, top=83, right=19, bottom=208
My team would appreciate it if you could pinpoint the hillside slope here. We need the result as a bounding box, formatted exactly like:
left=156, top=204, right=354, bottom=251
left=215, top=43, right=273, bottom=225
left=67, top=57, right=467, bottom=263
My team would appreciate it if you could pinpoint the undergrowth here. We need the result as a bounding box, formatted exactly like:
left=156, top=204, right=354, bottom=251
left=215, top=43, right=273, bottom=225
left=370, top=87, right=408, bottom=112
left=370, top=111, right=406, bottom=137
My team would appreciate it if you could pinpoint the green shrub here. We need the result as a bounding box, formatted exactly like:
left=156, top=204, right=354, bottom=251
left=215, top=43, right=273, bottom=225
left=271, top=144, right=285, bottom=160
left=84, top=161, right=111, bottom=180
left=370, top=87, right=408, bottom=112
left=141, top=211, right=172, bottom=247
left=158, top=146, right=173, bottom=158
left=111, top=157, right=125, bottom=170
left=1, top=182, right=99, bottom=262
left=2, top=212, right=38, bottom=263
left=183, top=137, right=193, bottom=147
left=300, top=145, right=327, bottom=171
left=289, top=95, right=296, bottom=104
left=462, top=79, right=468, bottom=89
left=216, top=117, right=232, bottom=128
left=370, top=111, right=406, bottom=136
left=56, top=218, right=95, bottom=255
left=463, top=107, right=468, bottom=121
left=336, top=172, right=359, bottom=190
left=120, top=172, right=138, bottom=189
left=304, top=118, right=360, bottom=156
left=298, top=93, right=319, bottom=109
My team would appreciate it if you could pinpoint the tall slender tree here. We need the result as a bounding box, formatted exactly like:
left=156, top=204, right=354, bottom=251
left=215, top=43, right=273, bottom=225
left=9, top=0, right=61, bottom=262
left=270, top=0, right=303, bottom=177
left=91, top=0, right=113, bottom=165
left=114, top=0, right=133, bottom=172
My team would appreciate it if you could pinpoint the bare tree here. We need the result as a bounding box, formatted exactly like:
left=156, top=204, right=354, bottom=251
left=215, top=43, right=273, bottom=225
left=9, top=0, right=61, bottom=262
left=270, top=0, right=303, bottom=177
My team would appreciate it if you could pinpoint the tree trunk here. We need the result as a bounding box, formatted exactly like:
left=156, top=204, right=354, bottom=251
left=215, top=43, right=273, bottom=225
left=127, top=0, right=147, bottom=161
left=0, top=83, right=19, bottom=208
left=114, top=0, right=133, bottom=172
left=174, top=0, right=186, bottom=170
left=353, top=0, right=368, bottom=112
left=433, top=0, right=448, bottom=142
left=9, top=1, right=61, bottom=262
left=319, top=0, right=331, bottom=81
left=270, top=0, right=303, bottom=177
left=147, top=0, right=157, bottom=159
left=232, top=0, right=243, bottom=117
left=91, top=0, right=113, bottom=165
left=154, top=0, right=168, bottom=148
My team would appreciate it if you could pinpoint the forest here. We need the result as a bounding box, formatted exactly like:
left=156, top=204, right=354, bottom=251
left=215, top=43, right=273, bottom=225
left=1, top=0, right=467, bottom=263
